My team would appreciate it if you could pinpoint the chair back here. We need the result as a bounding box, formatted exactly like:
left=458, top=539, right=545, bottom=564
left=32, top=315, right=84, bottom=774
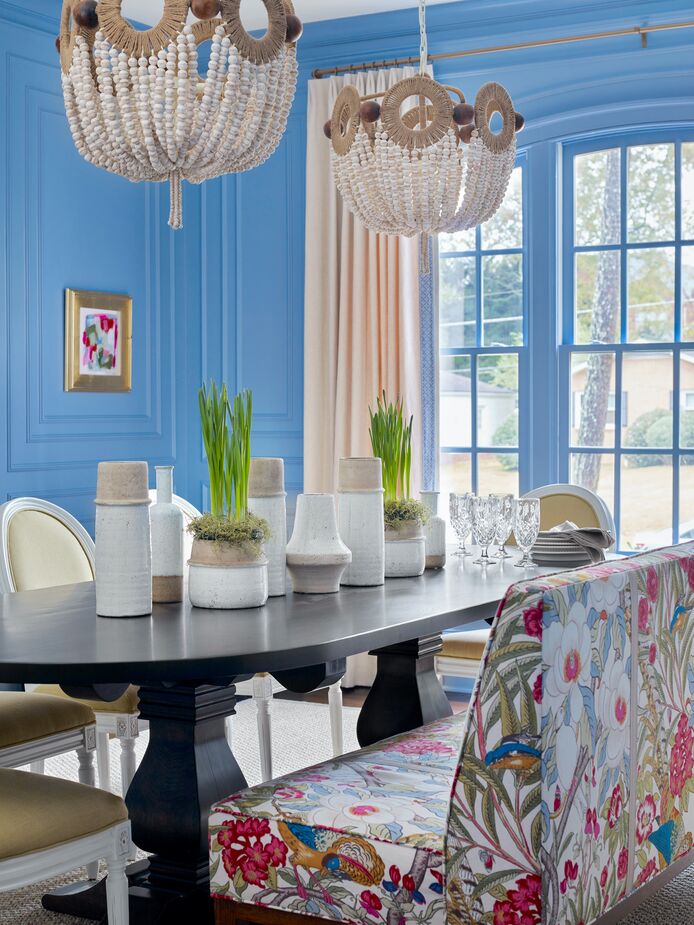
left=148, top=490, right=201, bottom=566
left=0, top=498, right=95, bottom=593
left=445, top=543, right=694, bottom=925
left=524, top=482, right=615, bottom=546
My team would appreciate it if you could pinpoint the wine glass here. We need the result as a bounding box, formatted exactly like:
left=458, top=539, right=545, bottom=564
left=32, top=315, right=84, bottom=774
left=492, top=494, right=515, bottom=559
left=514, top=497, right=541, bottom=568
left=473, top=495, right=500, bottom=566
left=449, top=493, right=473, bottom=557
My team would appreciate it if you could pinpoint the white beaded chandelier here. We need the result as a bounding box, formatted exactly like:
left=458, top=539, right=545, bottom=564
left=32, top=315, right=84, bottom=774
left=58, top=0, right=302, bottom=228
left=325, top=0, right=524, bottom=266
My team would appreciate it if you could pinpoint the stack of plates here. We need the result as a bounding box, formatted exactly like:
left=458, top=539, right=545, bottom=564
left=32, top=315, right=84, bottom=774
left=531, top=531, right=593, bottom=567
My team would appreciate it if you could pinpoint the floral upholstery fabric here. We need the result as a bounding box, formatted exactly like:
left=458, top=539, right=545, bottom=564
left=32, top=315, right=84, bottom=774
left=210, top=714, right=464, bottom=925
left=211, top=543, right=694, bottom=925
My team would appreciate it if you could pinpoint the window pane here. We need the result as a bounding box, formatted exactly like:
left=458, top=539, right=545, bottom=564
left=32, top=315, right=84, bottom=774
left=574, top=148, right=620, bottom=246
left=440, top=356, right=472, bottom=447
left=621, top=456, right=672, bottom=550
left=478, top=453, right=519, bottom=497
left=627, top=247, right=675, bottom=342
left=575, top=251, right=620, bottom=344
left=682, top=351, right=694, bottom=449
left=482, top=254, right=523, bottom=346
left=440, top=256, right=476, bottom=348
left=627, top=143, right=675, bottom=243
left=681, top=457, right=694, bottom=542
left=481, top=167, right=523, bottom=250
left=440, top=227, right=476, bottom=253
left=570, top=352, right=616, bottom=448
left=622, top=352, right=673, bottom=455
left=440, top=452, right=472, bottom=498
left=683, top=246, right=694, bottom=342
left=683, top=143, right=694, bottom=241
left=570, top=454, right=615, bottom=521
left=477, top=354, right=518, bottom=447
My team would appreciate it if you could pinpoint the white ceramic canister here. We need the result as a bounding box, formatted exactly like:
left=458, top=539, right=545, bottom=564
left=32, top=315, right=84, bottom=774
left=286, top=494, right=352, bottom=594
left=384, top=519, right=426, bottom=579
left=421, top=490, right=446, bottom=570
left=95, top=461, right=152, bottom=618
left=248, top=458, right=287, bottom=597
left=188, top=540, right=268, bottom=610
left=150, top=466, right=184, bottom=603
left=337, top=458, right=385, bottom=587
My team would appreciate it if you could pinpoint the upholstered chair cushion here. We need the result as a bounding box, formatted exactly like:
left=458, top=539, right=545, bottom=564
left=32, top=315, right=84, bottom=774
left=7, top=510, right=93, bottom=591
left=440, top=627, right=490, bottom=659
left=0, top=768, right=127, bottom=859
left=0, top=692, right=94, bottom=749
left=210, top=714, right=464, bottom=925
left=33, top=684, right=139, bottom=715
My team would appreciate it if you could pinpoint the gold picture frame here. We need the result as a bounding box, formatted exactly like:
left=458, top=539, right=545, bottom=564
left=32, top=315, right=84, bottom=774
left=64, top=288, right=133, bottom=393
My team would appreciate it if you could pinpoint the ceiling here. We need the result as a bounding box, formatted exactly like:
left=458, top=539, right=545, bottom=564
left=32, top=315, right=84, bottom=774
left=121, top=0, right=453, bottom=30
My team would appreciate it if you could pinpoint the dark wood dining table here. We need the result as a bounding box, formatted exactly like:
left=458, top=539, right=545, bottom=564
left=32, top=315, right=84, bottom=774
left=0, top=556, right=554, bottom=925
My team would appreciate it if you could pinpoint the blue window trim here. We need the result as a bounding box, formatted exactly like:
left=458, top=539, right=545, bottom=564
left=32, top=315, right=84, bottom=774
left=559, top=127, right=694, bottom=552
left=436, top=154, right=529, bottom=495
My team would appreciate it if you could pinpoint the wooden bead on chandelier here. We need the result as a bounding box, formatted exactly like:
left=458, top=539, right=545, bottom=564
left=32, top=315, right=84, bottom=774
left=59, top=0, right=302, bottom=228
left=324, top=0, right=524, bottom=271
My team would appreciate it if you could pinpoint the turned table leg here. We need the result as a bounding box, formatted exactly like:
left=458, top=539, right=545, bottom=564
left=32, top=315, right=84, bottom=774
left=356, top=634, right=452, bottom=747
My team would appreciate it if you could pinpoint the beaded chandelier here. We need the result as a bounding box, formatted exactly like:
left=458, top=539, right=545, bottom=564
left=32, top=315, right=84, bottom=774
left=324, top=0, right=524, bottom=268
left=58, top=0, right=302, bottom=228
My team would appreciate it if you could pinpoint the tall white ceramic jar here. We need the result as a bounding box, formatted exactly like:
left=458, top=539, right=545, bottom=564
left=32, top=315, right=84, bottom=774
left=337, top=458, right=385, bottom=587
left=95, top=461, right=152, bottom=618
left=249, top=458, right=287, bottom=597
left=421, top=490, right=446, bottom=570
left=286, top=494, right=352, bottom=594
left=150, top=466, right=184, bottom=603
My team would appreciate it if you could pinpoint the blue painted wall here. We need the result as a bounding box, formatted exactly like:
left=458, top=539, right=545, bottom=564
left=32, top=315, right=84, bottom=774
left=1, top=0, right=693, bottom=532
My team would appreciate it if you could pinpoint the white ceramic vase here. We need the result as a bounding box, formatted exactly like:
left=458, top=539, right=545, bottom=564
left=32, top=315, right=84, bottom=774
left=150, top=466, right=184, bottom=602
left=286, top=494, right=352, bottom=593
left=384, top=520, right=426, bottom=579
left=337, top=458, right=385, bottom=587
left=421, top=490, right=446, bottom=570
left=249, top=458, right=287, bottom=597
left=188, top=540, right=268, bottom=610
left=95, top=461, right=152, bottom=618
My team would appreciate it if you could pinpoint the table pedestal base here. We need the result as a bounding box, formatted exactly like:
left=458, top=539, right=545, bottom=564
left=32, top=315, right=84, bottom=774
left=356, top=634, right=452, bottom=746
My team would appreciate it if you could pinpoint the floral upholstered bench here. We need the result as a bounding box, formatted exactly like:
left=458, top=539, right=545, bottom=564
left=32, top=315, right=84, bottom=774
left=210, top=543, right=694, bottom=925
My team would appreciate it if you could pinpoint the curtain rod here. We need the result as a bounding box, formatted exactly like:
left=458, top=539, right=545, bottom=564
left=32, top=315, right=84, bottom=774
left=311, top=19, right=694, bottom=79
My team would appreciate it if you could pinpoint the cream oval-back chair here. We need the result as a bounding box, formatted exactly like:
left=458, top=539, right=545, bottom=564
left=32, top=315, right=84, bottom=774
left=0, top=498, right=139, bottom=797
left=436, top=482, right=616, bottom=684
left=159, top=492, right=345, bottom=782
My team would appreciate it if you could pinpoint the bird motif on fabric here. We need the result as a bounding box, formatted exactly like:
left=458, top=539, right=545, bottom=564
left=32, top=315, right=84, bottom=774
left=278, top=821, right=385, bottom=885
left=485, top=734, right=541, bottom=773
left=647, top=811, right=692, bottom=868
left=669, top=604, right=688, bottom=634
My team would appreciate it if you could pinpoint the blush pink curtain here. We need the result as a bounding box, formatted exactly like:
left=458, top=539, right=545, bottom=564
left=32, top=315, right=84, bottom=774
left=304, top=68, right=423, bottom=498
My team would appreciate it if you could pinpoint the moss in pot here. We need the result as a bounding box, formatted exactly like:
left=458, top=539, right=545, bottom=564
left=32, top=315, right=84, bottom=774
left=369, top=392, right=428, bottom=578
left=188, top=384, right=271, bottom=609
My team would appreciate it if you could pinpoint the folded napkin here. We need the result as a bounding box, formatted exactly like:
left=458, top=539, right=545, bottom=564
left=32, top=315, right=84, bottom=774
left=547, top=521, right=614, bottom=564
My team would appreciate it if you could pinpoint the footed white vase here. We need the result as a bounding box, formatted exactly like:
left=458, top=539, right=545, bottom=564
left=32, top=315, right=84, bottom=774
left=150, top=466, right=184, bottom=602
left=249, top=458, right=287, bottom=597
left=286, top=494, right=352, bottom=594
left=337, top=458, right=385, bottom=587
left=421, top=490, right=446, bottom=570
left=384, top=520, right=426, bottom=579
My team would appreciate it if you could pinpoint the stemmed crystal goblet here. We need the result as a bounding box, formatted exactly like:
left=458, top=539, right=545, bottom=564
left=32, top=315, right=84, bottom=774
left=449, top=492, right=473, bottom=557
left=492, top=493, right=515, bottom=559
left=514, top=497, right=541, bottom=568
left=473, top=495, right=501, bottom=566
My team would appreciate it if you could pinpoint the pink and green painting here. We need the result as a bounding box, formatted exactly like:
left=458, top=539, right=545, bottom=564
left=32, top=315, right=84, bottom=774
left=79, top=308, right=121, bottom=375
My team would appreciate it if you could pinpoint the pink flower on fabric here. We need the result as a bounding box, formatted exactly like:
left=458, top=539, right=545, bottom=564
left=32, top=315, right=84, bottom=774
left=607, top=786, right=623, bottom=828
left=636, top=795, right=656, bottom=845
left=646, top=566, right=659, bottom=603
left=638, top=598, right=650, bottom=634
left=600, top=865, right=608, bottom=889
left=274, top=786, right=305, bottom=800
left=523, top=601, right=544, bottom=639
left=217, top=817, right=287, bottom=887
left=584, top=808, right=600, bottom=839
left=635, top=858, right=658, bottom=887
left=670, top=713, right=694, bottom=798
left=384, top=739, right=453, bottom=756
left=493, top=874, right=542, bottom=925
left=532, top=673, right=543, bottom=705
left=617, top=847, right=628, bottom=880
left=649, top=643, right=657, bottom=665
left=360, top=891, right=382, bottom=916
left=560, top=860, right=579, bottom=893
left=389, top=865, right=401, bottom=886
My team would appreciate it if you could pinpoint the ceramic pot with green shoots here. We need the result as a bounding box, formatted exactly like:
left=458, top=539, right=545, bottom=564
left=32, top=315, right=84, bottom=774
left=369, top=392, right=427, bottom=578
left=188, top=384, right=271, bottom=610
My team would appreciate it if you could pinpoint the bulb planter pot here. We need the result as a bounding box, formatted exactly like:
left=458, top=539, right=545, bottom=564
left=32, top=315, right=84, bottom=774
left=286, top=494, right=352, bottom=594
left=150, top=466, right=184, bottom=602
left=421, top=490, right=446, bottom=570
left=384, top=519, right=426, bottom=579
left=188, top=539, right=269, bottom=610
left=248, top=458, right=287, bottom=598
left=337, top=458, right=385, bottom=587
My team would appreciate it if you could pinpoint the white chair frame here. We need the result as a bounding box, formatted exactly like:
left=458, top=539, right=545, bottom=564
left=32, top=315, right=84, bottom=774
left=0, top=819, right=131, bottom=925
left=0, top=498, right=139, bottom=796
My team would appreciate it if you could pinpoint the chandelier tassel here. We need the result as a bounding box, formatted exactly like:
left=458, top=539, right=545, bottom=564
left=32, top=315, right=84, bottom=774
left=168, top=170, right=183, bottom=231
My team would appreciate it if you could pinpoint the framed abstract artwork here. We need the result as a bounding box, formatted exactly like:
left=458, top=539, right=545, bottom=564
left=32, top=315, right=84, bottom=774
left=64, top=288, right=133, bottom=392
